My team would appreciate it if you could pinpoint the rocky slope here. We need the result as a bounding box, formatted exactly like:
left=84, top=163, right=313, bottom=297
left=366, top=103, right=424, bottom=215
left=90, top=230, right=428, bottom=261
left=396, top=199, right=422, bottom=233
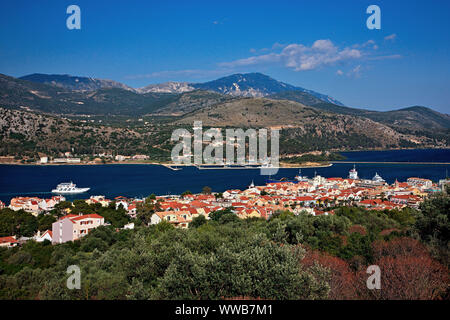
left=177, top=98, right=447, bottom=151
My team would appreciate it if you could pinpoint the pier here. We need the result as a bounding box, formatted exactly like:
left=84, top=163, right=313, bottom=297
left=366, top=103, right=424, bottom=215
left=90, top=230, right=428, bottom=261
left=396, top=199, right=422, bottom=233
left=161, top=164, right=182, bottom=171
left=161, top=163, right=334, bottom=170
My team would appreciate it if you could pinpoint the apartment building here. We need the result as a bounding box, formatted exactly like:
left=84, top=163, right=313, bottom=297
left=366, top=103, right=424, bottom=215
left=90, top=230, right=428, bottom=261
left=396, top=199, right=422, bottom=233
left=52, top=213, right=105, bottom=244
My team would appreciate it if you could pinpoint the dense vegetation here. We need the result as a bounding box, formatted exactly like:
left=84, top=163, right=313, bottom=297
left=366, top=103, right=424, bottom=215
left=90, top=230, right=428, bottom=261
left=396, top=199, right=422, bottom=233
left=0, top=107, right=177, bottom=161
left=0, top=188, right=448, bottom=300
left=0, top=201, right=130, bottom=238
left=281, top=152, right=346, bottom=163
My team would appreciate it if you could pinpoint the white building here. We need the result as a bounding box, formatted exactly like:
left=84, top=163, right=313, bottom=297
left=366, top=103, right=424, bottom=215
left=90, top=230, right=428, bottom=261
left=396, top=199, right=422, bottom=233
left=35, top=230, right=53, bottom=242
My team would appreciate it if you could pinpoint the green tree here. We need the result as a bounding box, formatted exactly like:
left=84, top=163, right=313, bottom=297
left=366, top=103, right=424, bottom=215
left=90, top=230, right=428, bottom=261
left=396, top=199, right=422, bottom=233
left=181, top=190, right=192, bottom=198
left=202, top=186, right=212, bottom=195
left=37, top=215, right=57, bottom=232
left=0, top=209, right=38, bottom=237
left=190, top=215, right=207, bottom=228
left=414, top=190, right=450, bottom=266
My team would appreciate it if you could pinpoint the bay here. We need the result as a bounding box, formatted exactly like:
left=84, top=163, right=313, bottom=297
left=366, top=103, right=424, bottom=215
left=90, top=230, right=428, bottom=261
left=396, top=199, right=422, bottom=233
left=0, top=149, right=449, bottom=204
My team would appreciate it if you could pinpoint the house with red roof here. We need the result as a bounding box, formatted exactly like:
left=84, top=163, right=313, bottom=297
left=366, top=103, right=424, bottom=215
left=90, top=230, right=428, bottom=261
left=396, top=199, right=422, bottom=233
left=0, top=236, right=18, bottom=248
left=222, top=189, right=241, bottom=200
left=150, top=210, right=192, bottom=228
left=52, top=213, right=105, bottom=244
left=195, top=194, right=215, bottom=201
left=358, top=199, right=383, bottom=208
left=36, top=230, right=53, bottom=243
left=127, top=204, right=137, bottom=218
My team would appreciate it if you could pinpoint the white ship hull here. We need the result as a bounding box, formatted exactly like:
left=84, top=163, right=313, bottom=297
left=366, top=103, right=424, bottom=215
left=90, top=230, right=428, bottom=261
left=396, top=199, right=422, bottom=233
left=52, top=187, right=90, bottom=194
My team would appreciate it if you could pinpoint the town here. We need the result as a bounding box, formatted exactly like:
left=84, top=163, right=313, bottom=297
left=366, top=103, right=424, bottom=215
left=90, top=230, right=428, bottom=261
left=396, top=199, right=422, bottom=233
left=1, top=167, right=449, bottom=248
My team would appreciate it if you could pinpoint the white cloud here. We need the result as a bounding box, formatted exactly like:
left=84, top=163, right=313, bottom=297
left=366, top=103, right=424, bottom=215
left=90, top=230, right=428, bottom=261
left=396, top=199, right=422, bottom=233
left=384, top=33, right=397, bottom=41
left=219, top=39, right=362, bottom=71
left=129, top=39, right=402, bottom=81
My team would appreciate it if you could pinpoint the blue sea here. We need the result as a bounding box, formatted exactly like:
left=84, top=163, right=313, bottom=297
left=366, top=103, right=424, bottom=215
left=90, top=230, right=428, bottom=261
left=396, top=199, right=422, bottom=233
left=340, top=148, right=450, bottom=162
left=0, top=149, right=449, bottom=204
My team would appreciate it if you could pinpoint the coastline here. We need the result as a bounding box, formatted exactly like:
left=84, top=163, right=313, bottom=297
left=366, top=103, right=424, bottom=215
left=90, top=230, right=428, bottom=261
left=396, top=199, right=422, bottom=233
left=1, top=148, right=449, bottom=168
left=0, top=160, right=334, bottom=169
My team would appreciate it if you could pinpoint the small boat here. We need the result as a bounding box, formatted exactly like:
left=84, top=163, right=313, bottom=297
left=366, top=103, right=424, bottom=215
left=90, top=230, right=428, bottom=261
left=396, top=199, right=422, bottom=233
left=348, top=165, right=359, bottom=180
left=372, top=172, right=385, bottom=183
left=257, top=162, right=280, bottom=169
left=266, top=174, right=296, bottom=183
left=295, top=169, right=309, bottom=182
left=52, top=182, right=90, bottom=194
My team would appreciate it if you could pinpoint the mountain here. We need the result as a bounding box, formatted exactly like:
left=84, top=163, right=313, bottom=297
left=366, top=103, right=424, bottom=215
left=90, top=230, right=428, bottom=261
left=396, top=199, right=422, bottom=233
left=19, top=73, right=134, bottom=92
left=137, top=82, right=194, bottom=94
left=1, top=74, right=448, bottom=159
left=0, top=73, right=181, bottom=115
left=192, top=73, right=345, bottom=105
left=308, top=103, right=450, bottom=131
left=361, top=106, right=450, bottom=131
left=19, top=72, right=344, bottom=106
left=267, top=90, right=450, bottom=132
left=0, top=73, right=232, bottom=116
left=268, top=90, right=325, bottom=107
left=3, top=73, right=449, bottom=140
left=134, top=73, right=344, bottom=105
left=178, top=98, right=448, bottom=152
left=149, top=90, right=232, bottom=116
left=0, top=107, right=167, bottom=158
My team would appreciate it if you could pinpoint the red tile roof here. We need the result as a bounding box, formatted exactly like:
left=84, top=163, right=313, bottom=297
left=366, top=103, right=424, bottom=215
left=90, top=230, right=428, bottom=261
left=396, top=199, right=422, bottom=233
left=70, top=214, right=104, bottom=221
left=0, top=236, right=18, bottom=244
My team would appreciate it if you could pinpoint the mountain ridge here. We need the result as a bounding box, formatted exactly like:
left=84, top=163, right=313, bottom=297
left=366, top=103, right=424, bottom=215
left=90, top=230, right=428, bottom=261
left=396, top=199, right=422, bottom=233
left=2, top=73, right=449, bottom=135
left=177, top=97, right=448, bottom=151
left=20, top=73, right=135, bottom=92
left=191, top=73, right=345, bottom=105
left=19, top=72, right=344, bottom=106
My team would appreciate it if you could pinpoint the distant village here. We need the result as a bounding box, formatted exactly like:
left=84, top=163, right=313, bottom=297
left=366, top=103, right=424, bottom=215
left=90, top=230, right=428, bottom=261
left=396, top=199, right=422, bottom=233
left=37, top=152, right=151, bottom=164
left=1, top=167, right=449, bottom=249
left=0, top=152, right=151, bottom=165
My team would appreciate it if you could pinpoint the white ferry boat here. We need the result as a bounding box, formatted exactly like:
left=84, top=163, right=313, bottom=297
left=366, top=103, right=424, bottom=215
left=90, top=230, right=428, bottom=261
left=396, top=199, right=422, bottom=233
left=51, top=182, right=90, bottom=194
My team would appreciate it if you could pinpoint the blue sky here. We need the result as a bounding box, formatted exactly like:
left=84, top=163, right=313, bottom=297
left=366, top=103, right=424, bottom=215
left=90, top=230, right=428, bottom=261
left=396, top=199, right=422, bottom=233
left=0, top=0, right=449, bottom=113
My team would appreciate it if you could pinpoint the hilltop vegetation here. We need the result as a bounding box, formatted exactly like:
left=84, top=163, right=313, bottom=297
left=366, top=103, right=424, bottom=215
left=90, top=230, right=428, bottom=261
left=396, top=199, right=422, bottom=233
left=0, top=108, right=175, bottom=160
left=178, top=98, right=447, bottom=152
left=0, top=102, right=447, bottom=162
